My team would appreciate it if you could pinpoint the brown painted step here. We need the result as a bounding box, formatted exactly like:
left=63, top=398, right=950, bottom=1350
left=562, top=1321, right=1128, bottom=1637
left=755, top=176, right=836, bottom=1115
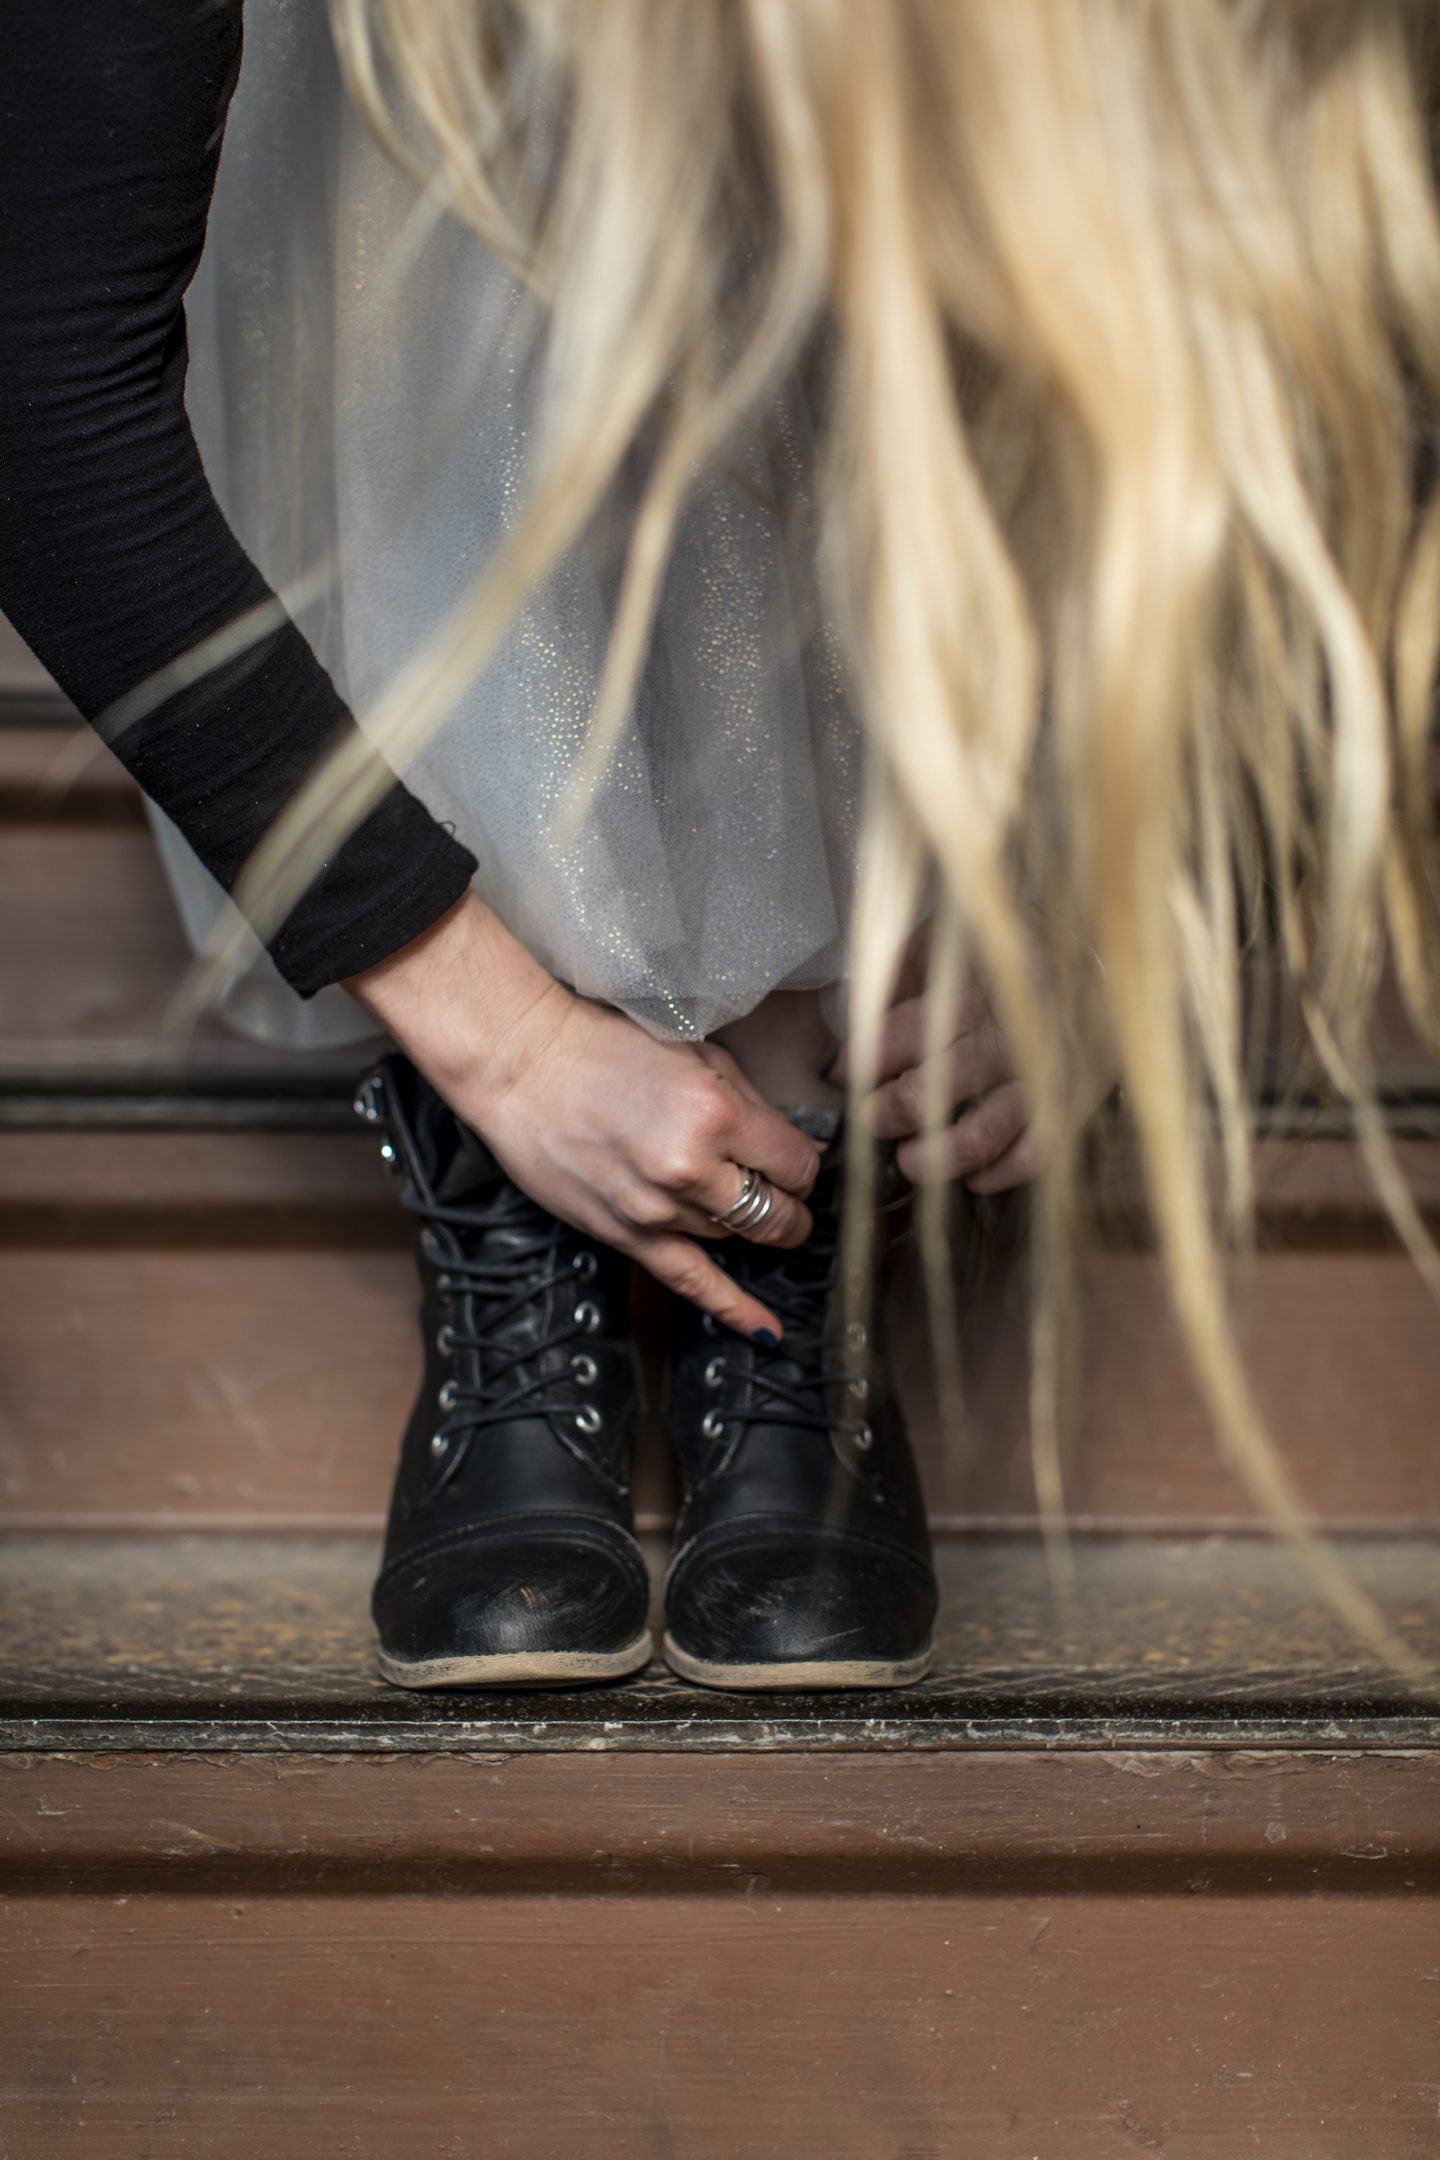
left=0, top=704, right=381, bottom=1098
left=0, top=713, right=376, bottom=1095
left=2, top=1532, right=1437, bottom=2158
left=0, top=714, right=136, bottom=820
left=3, top=1126, right=1439, bottom=1534
left=5, top=1760, right=1436, bottom=2160
left=0, top=817, right=378, bottom=1095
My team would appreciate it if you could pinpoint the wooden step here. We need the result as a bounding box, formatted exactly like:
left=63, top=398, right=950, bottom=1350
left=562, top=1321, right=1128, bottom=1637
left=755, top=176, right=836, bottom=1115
left=3, top=1123, right=1438, bottom=1535
left=8, top=1749, right=1436, bottom=2158
left=0, top=690, right=375, bottom=1097
left=5, top=1528, right=1437, bottom=1733
left=0, top=817, right=374, bottom=1096
left=0, top=714, right=137, bottom=820
left=2, top=1530, right=1436, bottom=2157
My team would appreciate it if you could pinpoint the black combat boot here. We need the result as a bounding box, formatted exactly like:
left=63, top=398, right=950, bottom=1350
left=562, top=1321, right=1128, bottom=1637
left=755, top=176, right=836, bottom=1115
left=356, top=1052, right=652, bottom=1688
left=662, top=1110, right=937, bottom=1690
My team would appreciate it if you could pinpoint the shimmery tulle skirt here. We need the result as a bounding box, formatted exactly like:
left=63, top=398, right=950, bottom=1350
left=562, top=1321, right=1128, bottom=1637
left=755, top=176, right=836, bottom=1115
left=156, top=0, right=866, bottom=1050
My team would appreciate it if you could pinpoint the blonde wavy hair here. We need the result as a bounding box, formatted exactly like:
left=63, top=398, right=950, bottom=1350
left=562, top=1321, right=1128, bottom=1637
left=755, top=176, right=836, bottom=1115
left=205, top=0, right=1440, bottom=1672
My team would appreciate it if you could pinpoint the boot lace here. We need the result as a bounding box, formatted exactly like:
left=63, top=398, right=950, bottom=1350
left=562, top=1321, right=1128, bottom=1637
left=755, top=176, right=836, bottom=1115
left=402, top=1186, right=605, bottom=1498
left=706, top=1217, right=875, bottom=1453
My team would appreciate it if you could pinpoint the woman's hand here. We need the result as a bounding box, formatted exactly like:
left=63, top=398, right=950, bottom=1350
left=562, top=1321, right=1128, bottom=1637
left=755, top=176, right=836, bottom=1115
left=830, top=931, right=1110, bottom=1194
left=345, top=891, right=822, bottom=1341
left=832, top=986, right=1038, bottom=1192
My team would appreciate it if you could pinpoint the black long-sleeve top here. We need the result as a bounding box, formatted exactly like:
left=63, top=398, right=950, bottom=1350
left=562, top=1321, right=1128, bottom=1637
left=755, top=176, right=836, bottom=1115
left=0, top=0, right=479, bottom=997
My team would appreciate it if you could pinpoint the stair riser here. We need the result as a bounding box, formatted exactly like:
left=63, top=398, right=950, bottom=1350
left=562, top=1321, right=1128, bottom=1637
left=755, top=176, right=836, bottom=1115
left=1, top=822, right=373, bottom=1091
left=3, top=1243, right=1436, bottom=1530
left=0, top=727, right=138, bottom=819
left=9, top=1892, right=1431, bottom=2158
left=4, top=823, right=202, bottom=1044
left=2, top=1752, right=1435, bottom=2160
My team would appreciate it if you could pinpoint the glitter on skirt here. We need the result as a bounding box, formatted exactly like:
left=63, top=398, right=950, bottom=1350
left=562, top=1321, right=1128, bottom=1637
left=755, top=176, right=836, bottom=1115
left=152, top=0, right=867, bottom=1051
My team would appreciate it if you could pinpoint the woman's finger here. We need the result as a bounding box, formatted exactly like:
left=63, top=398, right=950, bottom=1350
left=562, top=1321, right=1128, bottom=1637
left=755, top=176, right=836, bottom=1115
left=896, top=1079, right=1028, bottom=1185
left=963, top=1123, right=1042, bottom=1194
left=723, top=1091, right=823, bottom=1200
left=830, top=989, right=995, bottom=1087
left=687, top=1159, right=814, bottom=1249
left=632, top=1232, right=784, bottom=1342
left=609, top=1184, right=730, bottom=1240
left=866, top=1020, right=1014, bottom=1142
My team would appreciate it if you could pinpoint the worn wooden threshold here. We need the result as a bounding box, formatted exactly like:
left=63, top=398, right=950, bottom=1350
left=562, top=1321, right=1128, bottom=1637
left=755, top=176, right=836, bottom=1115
left=4, top=1531, right=1436, bottom=1757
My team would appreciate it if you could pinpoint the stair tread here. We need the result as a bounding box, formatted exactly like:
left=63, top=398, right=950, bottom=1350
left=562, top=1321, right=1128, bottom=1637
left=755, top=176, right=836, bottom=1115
left=3, top=1530, right=1436, bottom=1751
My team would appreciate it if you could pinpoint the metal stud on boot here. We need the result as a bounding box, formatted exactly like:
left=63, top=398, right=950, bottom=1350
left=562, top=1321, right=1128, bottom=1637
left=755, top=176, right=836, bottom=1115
left=357, top=1053, right=653, bottom=1688
left=661, top=1109, right=937, bottom=1691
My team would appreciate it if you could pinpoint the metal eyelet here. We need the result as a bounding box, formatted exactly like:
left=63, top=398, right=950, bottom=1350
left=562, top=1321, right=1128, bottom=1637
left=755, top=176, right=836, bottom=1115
left=571, top=1250, right=598, bottom=1281
left=435, top=1274, right=456, bottom=1298
left=429, top=1431, right=449, bottom=1458
left=574, top=1404, right=603, bottom=1436
left=701, top=1409, right=726, bottom=1441
left=846, top=1321, right=868, bottom=1351
left=701, top=1313, right=719, bottom=1336
left=378, top=1139, right=399, bottom=1171
left=847, top=1374, right=870, bottom=1404
left=420, top=1229, right=445, bottom=1263
left=573, top=1300, right=602, bottom=1334
left=570, top=1353, right=598, bottom=1386
left=436, top=1324, right=456, bottom=1357
left=352, top=1075, right=384, bottom=1124
left=703, top=1355, right=726, bottom=1389
left=438, top=1379, right=460, bottom=1413
left=852, top=1422, right=875, bottom=1454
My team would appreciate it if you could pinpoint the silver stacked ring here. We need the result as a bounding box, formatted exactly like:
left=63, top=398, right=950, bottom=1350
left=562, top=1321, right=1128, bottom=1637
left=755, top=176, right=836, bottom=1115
left=712, top=1164, right=775, bottom=1234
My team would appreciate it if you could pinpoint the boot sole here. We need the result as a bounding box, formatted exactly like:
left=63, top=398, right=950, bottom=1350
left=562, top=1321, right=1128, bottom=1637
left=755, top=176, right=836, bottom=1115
left=377, top=1628, right=655, bottom=1691
left=662, top=1631, right=935, bottom=1692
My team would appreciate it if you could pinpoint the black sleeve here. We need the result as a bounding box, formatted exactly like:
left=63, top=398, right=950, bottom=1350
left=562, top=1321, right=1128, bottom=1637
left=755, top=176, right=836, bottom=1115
left=0, top=0, right=479, bottom=998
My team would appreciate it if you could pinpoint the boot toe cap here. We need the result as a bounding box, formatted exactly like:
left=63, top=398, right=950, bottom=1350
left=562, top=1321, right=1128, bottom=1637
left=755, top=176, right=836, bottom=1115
left=374, top=1528, right=652, bottom=1685
left=665, top=1525, right=937, bottom=1685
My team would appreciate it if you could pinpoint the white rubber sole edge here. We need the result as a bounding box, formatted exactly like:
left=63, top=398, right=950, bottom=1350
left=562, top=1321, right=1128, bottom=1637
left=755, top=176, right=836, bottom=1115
left=662, top=1631, right=936, bottom=1693
left=376, top=1628, right=655, bottom=1691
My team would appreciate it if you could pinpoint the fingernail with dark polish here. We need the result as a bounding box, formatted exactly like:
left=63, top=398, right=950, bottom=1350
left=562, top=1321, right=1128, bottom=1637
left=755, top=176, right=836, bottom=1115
left=753, top=1327, right=779, bottom=1348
